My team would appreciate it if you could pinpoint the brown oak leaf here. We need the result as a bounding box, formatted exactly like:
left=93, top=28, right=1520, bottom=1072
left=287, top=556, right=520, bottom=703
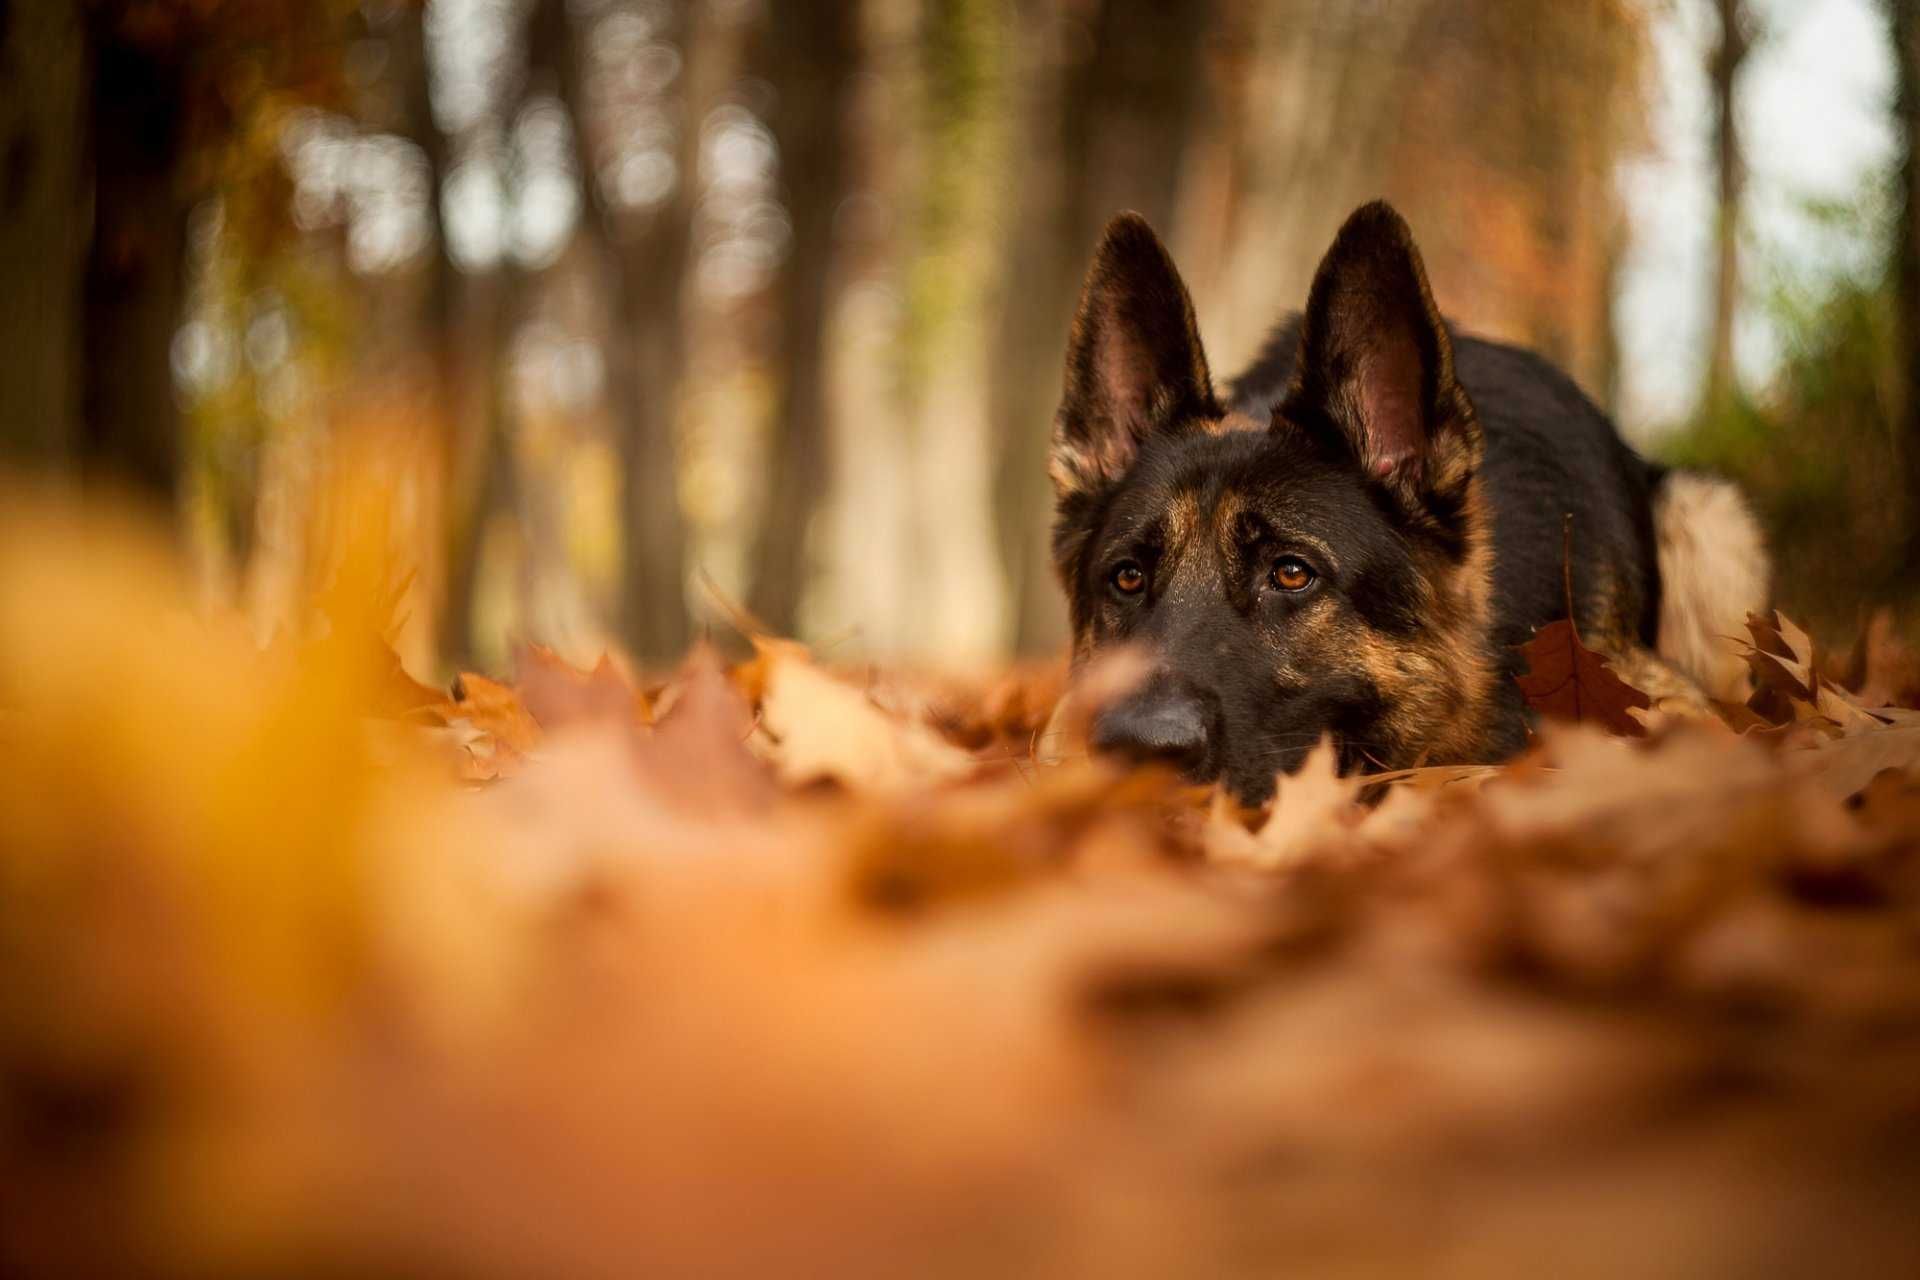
left=1742, top=611, right=1891, bottom=735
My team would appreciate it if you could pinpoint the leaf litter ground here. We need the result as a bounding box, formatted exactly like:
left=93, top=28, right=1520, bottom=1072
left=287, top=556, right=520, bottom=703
left=7, top=496, right=1920, bottom=1277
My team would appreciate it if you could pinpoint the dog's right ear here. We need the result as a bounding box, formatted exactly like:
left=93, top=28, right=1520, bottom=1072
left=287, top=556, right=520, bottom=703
left=1051, top=213, right=1218, bottom=499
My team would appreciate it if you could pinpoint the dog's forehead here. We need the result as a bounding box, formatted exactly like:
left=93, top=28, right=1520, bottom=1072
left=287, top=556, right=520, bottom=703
left=1209, top=410, right=1270, bottom=435
left=1127, top=420, right=1351, bottom=534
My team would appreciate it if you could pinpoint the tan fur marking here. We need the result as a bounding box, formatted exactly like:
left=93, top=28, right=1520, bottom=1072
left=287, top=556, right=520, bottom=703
left=1608, top=645, right=1713, bottom=716
left=1064, top=416, right=1510, bottom=773
left=1213, top=411, right=1268, bottom=436
left=1209, top=490, right=1245, bottom=546
left=1353, top=467, right=1503, bottom=766
left=1163, top=491, right=1201, bottom=551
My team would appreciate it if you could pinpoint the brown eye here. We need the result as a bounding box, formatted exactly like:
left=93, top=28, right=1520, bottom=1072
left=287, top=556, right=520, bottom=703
left=1111, top=563, right=1147, bottom=596
left=1270, top=557, right=1315, bottom=592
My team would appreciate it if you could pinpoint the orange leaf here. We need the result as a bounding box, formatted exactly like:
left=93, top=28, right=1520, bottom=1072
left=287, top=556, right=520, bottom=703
left=441, top=673, right=542, bottom=779
left=1514, top=620, right=1651, bottom=737
left=376, top=643, right=446, bottom=720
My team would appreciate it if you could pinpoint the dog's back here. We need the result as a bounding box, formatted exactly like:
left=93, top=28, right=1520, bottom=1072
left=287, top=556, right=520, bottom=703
left=1230, top=319, right=1768, bottom=704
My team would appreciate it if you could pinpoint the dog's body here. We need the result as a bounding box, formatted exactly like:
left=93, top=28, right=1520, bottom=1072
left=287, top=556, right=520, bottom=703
left=1050, top=203, right=1768, bottom=802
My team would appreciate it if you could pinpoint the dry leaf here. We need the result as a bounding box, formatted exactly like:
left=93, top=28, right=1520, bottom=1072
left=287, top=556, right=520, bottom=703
left=1033, top=647, right=1153, bottom=768
left=441, top=672, right=542, bottom=778
left=743, top=638, right=977, bottom=789
left=1742, top=611, right=1892, bottom=734
left=630, top=644, right=777, bottom=814
left=1515, top=619, right=1652, bottom=736
left=515, top=642, right=650, bottom=732
left=1788, top=722, right=1920, bottom=801
left=14, top=490, right=1920, bottom=1278
left=1206, top=738, right=1361, bottom=869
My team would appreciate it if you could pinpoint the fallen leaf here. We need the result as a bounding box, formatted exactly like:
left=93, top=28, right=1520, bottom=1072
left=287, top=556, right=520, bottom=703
left=16, top=488, right=1920, bottom=1279
left=630, top=645, right=777, bottom=814
left=743, top=639, right=977, bottom=790
left=1515, top=619, right=1652, bottom=737
left=515, top=642, right=650, bottom=732
left=442, top=672, right=541, bottom=778
left=375, top=642, right=447, bottom=718
left=1032, top=647, right=1153, bottom=768
left=1788, top=722, right=1920, bottom=801
left=1206, top=738, right=1361, bottom=869
left=1741, top=613, right=1892, bottom=734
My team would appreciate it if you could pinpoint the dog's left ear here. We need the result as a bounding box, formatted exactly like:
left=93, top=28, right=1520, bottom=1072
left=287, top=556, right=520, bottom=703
left=1051, top=213, right=1219, bottom=499
left=1283, top=201, right=1480, bottom=511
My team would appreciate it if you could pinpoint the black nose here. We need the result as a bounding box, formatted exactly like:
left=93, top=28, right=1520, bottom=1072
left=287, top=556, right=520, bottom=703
left=1091, top=683, right=1214, bottom=777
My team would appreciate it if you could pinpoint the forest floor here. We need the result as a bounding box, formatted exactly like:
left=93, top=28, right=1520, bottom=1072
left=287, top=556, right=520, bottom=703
left=7, top=492, right=1920, bottom=1278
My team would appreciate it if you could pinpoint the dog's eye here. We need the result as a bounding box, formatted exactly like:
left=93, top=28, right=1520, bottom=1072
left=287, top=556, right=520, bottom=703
left=1111, top=562, right=1147, bottom=597
left=1270, top=557, right=1316, bottom=592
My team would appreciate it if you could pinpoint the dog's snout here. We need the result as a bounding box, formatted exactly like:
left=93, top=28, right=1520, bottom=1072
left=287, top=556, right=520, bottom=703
left=1091, top=685, right=1214, bottom=777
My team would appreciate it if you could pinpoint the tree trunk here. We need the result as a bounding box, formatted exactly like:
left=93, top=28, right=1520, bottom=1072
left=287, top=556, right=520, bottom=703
left=747, top=0, right=859, bottom=635
left=0, top=0, right=86, bottom=472
left=612, top=233, right=694, bottom=663
left=988, top=0, right=1214, bottom=655
left=388, top=1, right=486, bottom=665
left=988, top=0, right=1072, bottom=656
left=535, top=0, right=694, bottom=663
left=80, top=25, right=191, bottom=502
left=1891, top=0, right=1920, bottom=554
left=1071, top=0, right=1212, bottom=242
left=1704, top=0, right=1751, bottom=415
left=438, top=269, right=522, bottom=665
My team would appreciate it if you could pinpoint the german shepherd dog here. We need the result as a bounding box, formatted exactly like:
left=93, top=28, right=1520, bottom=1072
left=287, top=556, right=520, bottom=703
left=1051, top=202, right=1770, bottom=803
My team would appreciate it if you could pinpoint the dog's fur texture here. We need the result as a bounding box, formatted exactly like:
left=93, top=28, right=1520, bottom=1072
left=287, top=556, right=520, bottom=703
left=1050, top=202, right=1769, bottom=803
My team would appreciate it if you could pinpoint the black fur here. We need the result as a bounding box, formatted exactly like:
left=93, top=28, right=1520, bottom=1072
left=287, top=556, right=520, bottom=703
left=1052, top=202, right=1665, bottom=803
left=1230, top=319, right=1665, bottom=664
left=1070, top=424, right=1454, bottom=797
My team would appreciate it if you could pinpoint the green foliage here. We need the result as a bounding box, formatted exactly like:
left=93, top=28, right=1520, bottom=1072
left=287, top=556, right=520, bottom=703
left=1660, top=191, right=1915, bottom=635
left=895, top=0, right=1010, bottom=407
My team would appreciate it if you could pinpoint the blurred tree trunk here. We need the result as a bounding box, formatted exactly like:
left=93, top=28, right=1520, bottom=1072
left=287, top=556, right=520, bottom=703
left=447, top=269, right=525, bottom=667
left=0, top=0, right=86, bottom=472
left=1596, top=218, right=1630, bottom=416
left=536, top=0, right=694, bottom=662
left=389, top=2, right=487, bottom=665
left=893, top=0, right=1013, bottom=656
left=748, top=0, right=859, bottom=636
left=80, top=25, right=191, bottom=501
left=1891, top=0, right=1920, bottom=553
left=1202, top=5, right=1420, bottom=365
left=1069, top=0, right=1212, bottom=240
left=1704, top=0, right=1752, bottom=414
left=989, top=0, right=1214, bottom=654
left=988, top=0, right=1072, bottom=656
left=1176, top=6, right=1258, bottom=301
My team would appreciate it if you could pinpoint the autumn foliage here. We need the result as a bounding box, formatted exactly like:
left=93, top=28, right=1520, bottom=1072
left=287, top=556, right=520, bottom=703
left=7, top=489, right=1920, bottom=1277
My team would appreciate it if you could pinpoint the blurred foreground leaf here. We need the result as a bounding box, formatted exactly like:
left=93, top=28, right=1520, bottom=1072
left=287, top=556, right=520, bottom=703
left=9, top=487, right=1920, bottom=1276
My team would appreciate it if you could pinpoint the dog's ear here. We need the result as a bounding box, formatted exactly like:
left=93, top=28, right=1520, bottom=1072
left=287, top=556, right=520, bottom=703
left=1282, top=201, right=1479, bottom=510
left=1051, top=213, right=1218, bottom=499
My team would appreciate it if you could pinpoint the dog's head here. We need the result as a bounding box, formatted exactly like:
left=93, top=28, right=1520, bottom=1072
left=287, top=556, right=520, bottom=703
left=1051, top=202, right=1496, bottom=803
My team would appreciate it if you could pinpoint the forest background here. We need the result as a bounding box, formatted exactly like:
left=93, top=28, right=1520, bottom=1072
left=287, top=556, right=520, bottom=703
left=5, top=0, right=1919, bottom=675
